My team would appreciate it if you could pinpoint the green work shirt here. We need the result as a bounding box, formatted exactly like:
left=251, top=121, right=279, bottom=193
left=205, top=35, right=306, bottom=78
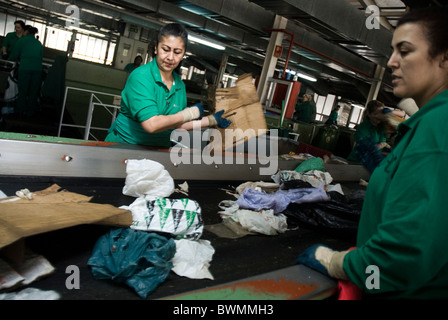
left=344, top=89, right=448, bottom=299
left=295, top=101, right=314, bottom=123
left=347, top=118, right=387, bottom=162
left=105, top=58, right=187, bottom=147
left=8, top=34, right=43, bottom=72
left=2, top=31, right=21, bottom=57
left=329, top=110, right=338, bottom=122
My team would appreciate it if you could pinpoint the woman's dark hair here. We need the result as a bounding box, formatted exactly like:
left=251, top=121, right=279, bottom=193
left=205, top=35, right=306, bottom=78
left=397, top=7, right=448, bottom=60
left=14, top=20, right=25, bottom=29
left=24, top=25, right=38, bottom=35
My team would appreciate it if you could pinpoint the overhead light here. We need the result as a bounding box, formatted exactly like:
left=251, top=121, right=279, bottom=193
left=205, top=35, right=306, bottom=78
left=297, top=72, right=317, bottom=82
left=189, top=35, right=225, bottom=50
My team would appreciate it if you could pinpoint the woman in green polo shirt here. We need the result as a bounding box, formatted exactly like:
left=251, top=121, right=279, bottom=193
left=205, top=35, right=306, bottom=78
left=8, top=25, right=43, bottom=117
left=1, top=20, right=25, bottom=60
left=347, top=100, right=390, bottom=163
left=105, top=23, right=230, bottom=147
left=297, top=7, right=448, bottom=299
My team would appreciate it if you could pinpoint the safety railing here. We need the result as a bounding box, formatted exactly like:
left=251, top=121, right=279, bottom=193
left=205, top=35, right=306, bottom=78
left=57, top=86, right=121, bottom=140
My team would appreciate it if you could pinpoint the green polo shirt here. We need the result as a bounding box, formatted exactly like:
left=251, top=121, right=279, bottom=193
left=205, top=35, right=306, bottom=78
left=2, top=31, right=21, bottom=58
left=295, top=101, right=314, bottom=123
left=347, top=118, right=387, bottom=162
left=8, top=34, right=42, bottom=72
left=105, top=58, right=187, bottom=147
left=344, top=89, right=448, bottom=299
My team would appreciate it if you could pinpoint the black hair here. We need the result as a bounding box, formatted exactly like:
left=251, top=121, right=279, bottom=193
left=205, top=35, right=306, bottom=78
left=14, top=20, right=25, bottom=29
left=397, top=7, right=448, bottom=60
left=24, top=25, right=38, bottom=35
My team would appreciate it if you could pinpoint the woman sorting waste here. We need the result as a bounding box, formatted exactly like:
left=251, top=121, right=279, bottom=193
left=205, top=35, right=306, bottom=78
left=297, top=7, right=448, bottom=299
left=105, top=23, right=231, bottom=147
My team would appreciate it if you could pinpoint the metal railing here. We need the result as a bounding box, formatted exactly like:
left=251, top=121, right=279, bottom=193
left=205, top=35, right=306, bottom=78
left=57, top=86, right=121, bottom=140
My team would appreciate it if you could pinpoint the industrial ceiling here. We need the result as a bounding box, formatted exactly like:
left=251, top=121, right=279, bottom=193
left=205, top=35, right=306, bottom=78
left=1, top=0, right=447, bottom=106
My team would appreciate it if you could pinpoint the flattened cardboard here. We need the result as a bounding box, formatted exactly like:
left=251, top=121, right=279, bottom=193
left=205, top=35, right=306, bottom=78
left=0, top=184, right=132, bottom=249
left=207, top=74, right=267, bottom=151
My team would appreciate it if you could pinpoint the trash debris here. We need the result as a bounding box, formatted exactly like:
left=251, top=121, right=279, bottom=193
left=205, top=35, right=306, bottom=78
left=122, top=159, right=175, bottom=198
left=88, top=228, right=176, bottom=299
left=124, top=196, right=203, bottom=240
left=171, top=239, right=215, bottom=280
left=0, top=287, right=60, bottom=300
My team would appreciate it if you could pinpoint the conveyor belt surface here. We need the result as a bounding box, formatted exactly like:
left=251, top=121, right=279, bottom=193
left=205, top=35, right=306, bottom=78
left=0, top=175, right=357, bottom=300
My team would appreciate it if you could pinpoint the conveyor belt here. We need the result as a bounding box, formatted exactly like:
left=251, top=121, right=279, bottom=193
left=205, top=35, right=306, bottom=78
left=0, top=175, right=357, bottom=300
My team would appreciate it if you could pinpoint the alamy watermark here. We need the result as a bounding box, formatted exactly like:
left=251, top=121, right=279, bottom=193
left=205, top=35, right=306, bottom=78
left=170, top=128, right=279, bottom=176
left=365, top=5, right=381, bottom=30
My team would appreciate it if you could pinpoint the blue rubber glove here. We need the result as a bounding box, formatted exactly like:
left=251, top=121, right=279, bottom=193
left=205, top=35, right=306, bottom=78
left=296, top=244, right=349, bottom=280
left=211, top=110, right=232, bottom=128
left=295, top=244, right=333, bottom=277
left=188, top=103, right=204, bottom=120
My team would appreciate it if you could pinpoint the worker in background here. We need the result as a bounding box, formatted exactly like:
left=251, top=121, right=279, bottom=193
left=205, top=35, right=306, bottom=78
left=293, top=93, right=315, bottom=123
left=8, top=25, right=43, bottom=118
left=325, top=104, right=341, bottom=125
left=105, top=23, right=231, bottom=147
left=1, top=20, right=25, bottom=60
left=346, top=100, right=390, bottom=170
left=297, top=7, right=448, bottom=299
left=124, top=55, right=143, bottom=73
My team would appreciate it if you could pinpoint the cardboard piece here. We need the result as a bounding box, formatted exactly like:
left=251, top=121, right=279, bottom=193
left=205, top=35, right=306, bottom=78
left=0, top=184, right=132, bottom=250
left=207, top=74, right=267, bottom=151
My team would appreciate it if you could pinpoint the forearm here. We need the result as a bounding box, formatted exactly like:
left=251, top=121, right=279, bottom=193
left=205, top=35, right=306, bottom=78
left=177, top=116, right=211, bottom=130
left=141, top=113, right=184, bottom=133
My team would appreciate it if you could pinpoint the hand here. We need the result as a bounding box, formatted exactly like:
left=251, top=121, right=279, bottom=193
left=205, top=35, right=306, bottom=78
left=188, top=103, right=204, bottom=120
left=208, top=110, right=232, bottom=128
left=295, top=244, right=348, bottom=279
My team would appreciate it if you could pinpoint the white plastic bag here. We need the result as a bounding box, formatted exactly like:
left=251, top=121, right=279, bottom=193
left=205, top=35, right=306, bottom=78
left=123, top=159, right=174, bottom=198
left=126, top=196, right=203, bottom=240
left=171, top=239, right=214, bottom=280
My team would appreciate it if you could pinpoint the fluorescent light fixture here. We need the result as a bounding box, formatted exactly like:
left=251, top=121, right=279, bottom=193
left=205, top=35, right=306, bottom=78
left=297, top=72, right=317, bottom=82
left=189, top=35, right=225, bottom=50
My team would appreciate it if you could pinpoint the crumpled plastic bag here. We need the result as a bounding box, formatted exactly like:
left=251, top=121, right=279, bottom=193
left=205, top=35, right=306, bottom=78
left=123, top=159, right=174, bottom=198
left=124, top=196, right=203, bottom=240
left=271, top=170, right=333, bottom=189
left=282, top=190, right=364, bottom=239
left=87, top=228, right=176, bottom=299
left=218, top=200, right=288, bottom=235
left=171, top=239, right=215, bottom=280
left=236, top=186, right=330, bottom=214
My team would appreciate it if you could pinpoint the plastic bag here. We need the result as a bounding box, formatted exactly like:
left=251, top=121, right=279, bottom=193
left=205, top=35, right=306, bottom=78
left=126, top=196, right=203, bottom=240
left=87, top=228, right=176, bottom=299
left=282, top=190, right=364, bottom=239
left=171, top=239, right=215, bottom=280
left=123, top=159, right=174, bottom=198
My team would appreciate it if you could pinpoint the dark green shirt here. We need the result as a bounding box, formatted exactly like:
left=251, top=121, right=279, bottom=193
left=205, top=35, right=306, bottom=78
left=8, top=34, right=42, bottom=72
left=2, top=31, right=21, bottom=58
left=344, top=89, right=448, bottom=299
left=347, top=118, right=387, bottom=162
left=295, top=101, right=314, bottom=123
left=105, top=58, right=187, bottom=147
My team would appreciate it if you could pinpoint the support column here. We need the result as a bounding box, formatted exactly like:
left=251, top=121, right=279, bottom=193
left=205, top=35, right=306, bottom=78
left=215, top=53, right=228, bottom=88
left=366, top=64, right=385, bottom=103
left=256, top=15, right=288, bottom=104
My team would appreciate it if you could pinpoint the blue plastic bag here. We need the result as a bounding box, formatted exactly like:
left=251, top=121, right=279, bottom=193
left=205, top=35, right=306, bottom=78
left=87, top=228, right=176, bottom=299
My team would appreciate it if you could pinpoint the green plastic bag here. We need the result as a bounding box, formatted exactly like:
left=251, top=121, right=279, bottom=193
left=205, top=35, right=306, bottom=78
left=87, top=228, right=176, bottom=299
left=294, top=157, right=325, bottom=173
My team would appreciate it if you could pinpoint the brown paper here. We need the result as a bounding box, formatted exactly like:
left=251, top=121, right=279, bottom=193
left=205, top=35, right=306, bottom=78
left=0, top=184, right=132, bottom=249
left=208, top=74, right=267, bottom=151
